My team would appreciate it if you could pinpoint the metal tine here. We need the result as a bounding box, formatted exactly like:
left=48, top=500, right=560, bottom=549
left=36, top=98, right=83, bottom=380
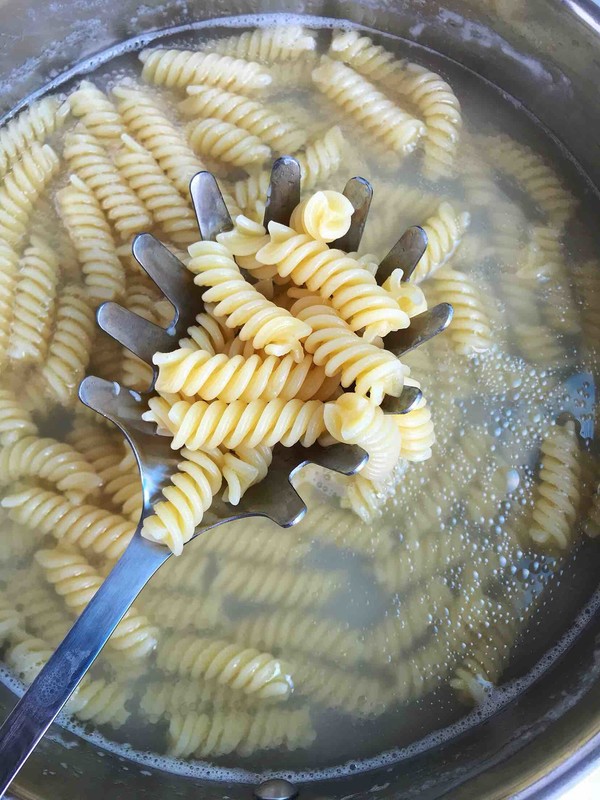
left=189, top=171, right=233, bottom=241
left=96, top=302, right=175, bottom=366
left=331, top=176, right=373, bottom=252
left=132, top=234, right=203, bottom=338
left=376, top=226, right=428, bottom=285
left=384, top=302, right=453, bottom=357
left=381, top=386, right=423, bottom=415
left=263, top=156, right=301, bottom=228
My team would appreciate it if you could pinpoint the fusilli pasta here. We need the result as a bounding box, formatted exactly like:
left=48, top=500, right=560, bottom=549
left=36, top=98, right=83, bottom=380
left=68, top=81, right=126, bottom=143
left=209, top=26, right=316, bottom=63
left=0, top=97, right=68, bottom=177
left=187, top=117, right=270, bottom=167
left=411, top=202, right=470, bottom=283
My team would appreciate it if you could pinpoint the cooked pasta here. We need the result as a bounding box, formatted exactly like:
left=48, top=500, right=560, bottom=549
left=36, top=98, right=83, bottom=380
left=2, top=484, right=135, bottom=559
left=0, top=386, right=37, bottom=445
left=312, top=58, right=425, bottom=156
left=528, top=421, right=582, bottom=551
left=139, top=591, right=223, bottom=633
left=7, top=578, right=70, bottom=645
left=289, top=189, right=354, bottom=242
left=290, top=295, right=406, bottom=403
left=394, top=400, right=436, bottom=462
left=0, top=96, right=68, bottom=177
left=215, top=214, right=273, bottom=276
left=329, top=29, right=401, bottom=85
left=0, top=244, right=18, bottom=365
left=0, top=143, right=60, bottom=248
left=292, top=657, right=389, bottom=716
left=396, top=63, right=462, bottom=179
left=381, top=269, right=428, bottom=318
left=187, top=240, right=310, bottom=359
left=68, top=81, right=126, bottom=143
left=139, top=48, right=273, bottom=93
left=411, top=202, right=471, bottom=283
left=64, top=125, right=151, bottom=239
left=181, top=85, right=307, bottom=153
left=39, top=284, right=95, bottom=404
left=187, top=117, right=270, bottom=167
left=324, top=392, right=401, bottom=481
left=256, top=222, right=409, bottom=340
left=222, top=445, right=273, bottom=505
left=57, top=176, right=126, bottom=302
left=7, top=235, right=59, bottom=364
left=112, top=84, right=206, bottom=196
left=296, top=125, right=346, bottom=191
left=113, top=134, right=198, bottom=245
left=338, top=472, right=399, bottom=523
left=141, top=447, right=223, bottom=555
left=34, top=546, right=158, bottom=659
left=209, top=25, right=316, bottom=63
left=156, top=633, right=292, bottom=700
left=179, top=311, right=234, bottom=354
left=154, top=347, right=337, bottom=403
left=65, top=676, right=131, bottom=728
left=144, top=395, right=326, bottom=451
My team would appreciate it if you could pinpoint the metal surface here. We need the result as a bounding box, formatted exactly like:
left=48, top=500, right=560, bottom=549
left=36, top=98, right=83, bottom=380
left=254, top=779, right=298, bottom=800
left=189, top=171, right=233, bottom=241
left=263, top=156, right=301, bottom=228
left=0, top=2, right=600, bottom=799
left=377, top=226, right=429, bottom=284
left=384, top=303, right=454, bottom=356
left=331, top=176, right=373, bottom=252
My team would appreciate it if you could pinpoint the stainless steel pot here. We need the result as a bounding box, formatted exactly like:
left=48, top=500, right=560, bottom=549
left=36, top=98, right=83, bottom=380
left=1, top=1, right=600, bottom=797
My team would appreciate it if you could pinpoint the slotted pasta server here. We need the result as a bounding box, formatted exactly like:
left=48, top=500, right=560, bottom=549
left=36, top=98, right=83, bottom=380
left=0, top=160, right=450, bottom=793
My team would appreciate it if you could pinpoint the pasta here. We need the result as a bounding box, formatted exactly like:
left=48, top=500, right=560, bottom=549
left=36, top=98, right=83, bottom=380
left=395, top=400, right=436, bottom=462
left=144, top=395, right=326, bottom=451
left=181, top=85, right=307, bottom=153
left=153, top=347, right=338, bottom=403
left=528, top=421, right=582, bottom=551
left=141, top=448, right=224, bottom=555
left=0, top=387, right=37, bottom=445
left=1, top=485, right=135, bottom=559
left=7, top=578, right=70, bottom=645
left=222, top=445, right=273, bottom=505
left=324, top=393, right=401, bottom=481
left=7, top=235, right=59, bottom=364
left=297, top=126, right=347, bottom=191
left=156, top=633, right=292, bottom=700
left=139, top=591, right=223, bottom=633
left=139, top=48, right=273, bottom=93
left=256, top=222, right=409, bottom=340
left=101, top=448, right=142, bottom=522
left=197, top=521, right=310, bottom=565
left=329, top=29, right=401, bottom=85
left=289, top=189, right=354, bottom=242
left=0, top=143, right=60, bottom=248
left=216, top=214, right=273, bottom=276
left=57, top=176, right=126, bottom=302
left=179, top=311, right=233, bottom=354
left=411, top=202, right=470, bottom=283
left=187, top=240, right=310, bottom=359
left=290, top=295, right=406, bottom=403
left=0, top=96, right=69, bottom=177
left=64, top=124, right=152, bottom=239
left=0, top=244, right=19, bottom=365
left=208, top=25, right=316, bottom=62
left=291, top=657, right=389, bottom=716
left=68, top=81, right=126, bottom=143
left=312, top=58, right=426, bottom=156
left=34, top=546, right=158, bottom=659
left=39, top=284, right=96, bottom=404
left=381, top=270, right=428, bottom=318
left=187, top=117, right=270, bottom=167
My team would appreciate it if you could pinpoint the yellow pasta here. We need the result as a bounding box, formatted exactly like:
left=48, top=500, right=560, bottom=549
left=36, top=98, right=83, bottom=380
left=141, top=447, right=223, bottom=555
left=35, top=545, right=158, bottom=659
left=7, top=235, right=59, bottom=364
left=139, top=48, right=273, bottom=93
left=57, top=176, right=126, bottom=302
left=209, top=25, right=316, bottom=63
left=197, top=521, right=310, bottom=565
left=324, top=392, right=401, bottom=481
left=312, top=58, right=425, bottom=156
left=157, top=633, right=292, bottom=700
left=139, top=591, right=223, bottom=634
left=394, top=399, right=435, bottom=462
left=257, top=222, right=409, bottom=340
left=7, top=578, right=70, bottom=646
left=0, top=244, right=19, bottom=364
left=222, top=445, right=273, bottom=505
left=68, top=81, right=126, bottom=143
left=0, top=143, right=60, bottom=248
left=411, top=202, right=470, bottom=283
left=329, top=29, right=402, bottom=85
left=289, top=189, right=354, bottom=242
left=292, top=656, right=389, bottom=716
left=179, top=311, right=234, bottom=354
left=102, top=448, right=142, bottom=522
left=381, top=269, right=428, bottom=317
left=181, top=85, right=306, bottom=153
left=187, top=117, right=270, bottom=167
left=0, top=386, right=37, bottom=445
left=0, top=96, right=69, bottom=177
left=187, top=240, right=310, bottom=359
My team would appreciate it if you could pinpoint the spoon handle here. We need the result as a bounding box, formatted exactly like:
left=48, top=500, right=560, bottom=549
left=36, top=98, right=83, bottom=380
left=0, top=533, right=169, bottom=797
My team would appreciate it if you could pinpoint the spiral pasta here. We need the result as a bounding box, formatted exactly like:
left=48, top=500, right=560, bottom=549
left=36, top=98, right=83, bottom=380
left=411, top=202, right=470, bottom=283
left=154, top=347, right=337, bottom=403
left=112, top=84, right=206, bottom=196
left=0, top=143, right=59, bottom=248
left=35, top=546, right=158, bottom=659
left=102, top=449, right=142, bottom=522
left=324, top=393, right=401, bottom=481
left=157, top=633, right=292, bottom=700
left=181, top=85, right=306, bottom=153
left=179, top=311, right=233, bottom=354
left=337, top=472, right=399, bottom=523
left=141, top=447, right=224, bottom=555
left=0, top=596, right=20, bottom=640
left=39, top=284, right=95, bottom=404
left=7, top=235, right=59, bottom=364
left=1, top=484, right=135, bottom=560
left=292, top=657, right=389, bottom=716
left=0, top=96, right=68, bottom=177
left=289, top=189, right=354, bottom=243
left=187, top=117, right=270, bottom=167
left=57, top=176, right=126, bottom=302
left=65, top=676, right=131, bottom=728
left=68, top=81, right=126, bottom=143
left=329, top=29, right=402, bottom=85
left=213, top=558, right=341, bottom=609
left=0, top=244, right=18, bottom=364
left=139, top=591, right=223, bottom=634
left=528, top=421, right=581, bottom=551
left=0, top=386, right=37, bottom=445
left=145, top=395, right=326, bottom=451
left=198, top=519, right=310, bottom=565
left=381, top=270, right=428, bottom=318
left=297, top=125, right=346, bottom=191
left=139, top=48, right=272, bottom=93
left=216, top=214, right=273, bottom=276
left=209, top=25, right=316, bottom=63
left=424, top=267, right=492, bottom=355
left=291, top=295, right=405, bottom=403
left=188, top=240, right=310, bottom=359
left=257, top=222, right=409, bottom=340
left=222, top=445, right=273, bottom=505
left=312, top=59, right=425, bottom=156
left=7, top=579, right=70, bottom=646
left=394, top=400, right=436, bottom=462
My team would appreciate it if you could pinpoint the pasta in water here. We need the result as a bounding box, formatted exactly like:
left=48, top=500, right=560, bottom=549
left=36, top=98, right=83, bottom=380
left=0, top=18, right=593, bottom=773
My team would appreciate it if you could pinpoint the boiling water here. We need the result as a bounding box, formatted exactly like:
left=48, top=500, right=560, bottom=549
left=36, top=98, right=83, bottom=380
left=1, top=13, right=600, bottom=782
